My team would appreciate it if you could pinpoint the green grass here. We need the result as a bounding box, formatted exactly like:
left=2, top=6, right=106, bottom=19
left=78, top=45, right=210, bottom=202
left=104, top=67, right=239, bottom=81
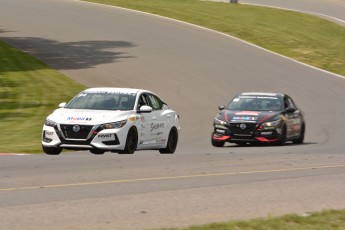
left=0, top=40, right=85, bottom=153
left=83, top=0, right=345, bottom=76
left=157, top=209, right=345, bottom=230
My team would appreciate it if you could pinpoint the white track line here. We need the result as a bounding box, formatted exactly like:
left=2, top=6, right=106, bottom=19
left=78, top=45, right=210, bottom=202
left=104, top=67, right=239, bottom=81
left=76, top=0, right=345, bottom=80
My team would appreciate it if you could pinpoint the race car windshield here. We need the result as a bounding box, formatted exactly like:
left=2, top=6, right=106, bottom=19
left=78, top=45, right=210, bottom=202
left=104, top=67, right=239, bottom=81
left=65, top=92, right=136, bottom=111
left=227, top=96, right=283, bottom=111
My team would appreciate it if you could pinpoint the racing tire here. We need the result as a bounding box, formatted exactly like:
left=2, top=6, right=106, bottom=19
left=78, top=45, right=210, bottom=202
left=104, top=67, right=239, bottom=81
left=159, top=127, right=178, bottom=154
left=118, top=127, right=138, bottom=154
left=90, top=149, right=105, bottom=155
left=276, top=124, right=287, bottom=146
left=211, top=138, right=225, bottom=147
left=42, top=145, right=62, bottom=155
left=293, top=123, right=305, bottom=144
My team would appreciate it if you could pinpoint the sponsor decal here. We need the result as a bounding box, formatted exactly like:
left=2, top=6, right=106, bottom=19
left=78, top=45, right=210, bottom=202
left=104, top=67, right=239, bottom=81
left=235, top=111, right=260, bottom=116
left=129, top=116, right=136, bottom=122
left=156, top=139, right=166, bottom=144
left=292, top=118, right=302, bottom=124
left=150, top=131, right=164, bottom=137
left=90, top=91, right=136, bottom=96
left=151, top=123, right=164, bottom=132
left=232, top=116, right=257, bottom=121
left=67, top=117, right=92, bottom=121
left=45, top=131, right=54, bottom=136
left=261, top=131, right=273, bottom=135
left=98, top=134, right=113, bottom=138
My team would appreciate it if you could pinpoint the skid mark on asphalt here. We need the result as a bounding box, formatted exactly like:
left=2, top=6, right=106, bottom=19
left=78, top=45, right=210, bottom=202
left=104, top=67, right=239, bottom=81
left=1, top=164, right=345, bottom=192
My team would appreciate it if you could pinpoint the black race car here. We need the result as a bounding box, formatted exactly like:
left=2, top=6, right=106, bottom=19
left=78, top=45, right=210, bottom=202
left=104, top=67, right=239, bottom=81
left=211, top=92, right=305, bottom=147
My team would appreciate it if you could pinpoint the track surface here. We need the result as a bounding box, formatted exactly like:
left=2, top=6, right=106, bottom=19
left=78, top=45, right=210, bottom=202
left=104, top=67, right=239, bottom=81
left=1, top=0, right=345, bottom=229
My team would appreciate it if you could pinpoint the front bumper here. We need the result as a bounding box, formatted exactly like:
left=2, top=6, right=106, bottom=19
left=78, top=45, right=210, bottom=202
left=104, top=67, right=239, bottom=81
left=212, top=122, right=281, bottom=143
left=42, top=123, right=129, bottom=151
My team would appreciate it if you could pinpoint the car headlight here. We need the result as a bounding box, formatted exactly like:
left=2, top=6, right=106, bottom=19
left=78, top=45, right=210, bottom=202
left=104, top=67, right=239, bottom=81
left=101, top=120, right=127, bottom=129
left=262, top=119, right=281, bottom=127
left=214, top=117, right=227, bottom=126
left=45, top=119, right=57, bottom=127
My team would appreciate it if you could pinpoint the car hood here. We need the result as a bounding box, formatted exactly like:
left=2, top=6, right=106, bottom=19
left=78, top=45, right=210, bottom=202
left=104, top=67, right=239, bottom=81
left=47, top=108, right=133, bottom=125
left=217, top=110, right=282, bottom=123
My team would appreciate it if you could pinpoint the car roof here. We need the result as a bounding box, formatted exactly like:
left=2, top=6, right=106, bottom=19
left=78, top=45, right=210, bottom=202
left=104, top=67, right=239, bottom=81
left=82, top=87, right=147, bottom=94
left=239, top=92, right=285, bottom=97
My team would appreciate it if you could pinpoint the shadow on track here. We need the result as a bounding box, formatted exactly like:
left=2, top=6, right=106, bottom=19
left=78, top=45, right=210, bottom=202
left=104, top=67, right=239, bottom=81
left=0, top=34, right=136, bottom=71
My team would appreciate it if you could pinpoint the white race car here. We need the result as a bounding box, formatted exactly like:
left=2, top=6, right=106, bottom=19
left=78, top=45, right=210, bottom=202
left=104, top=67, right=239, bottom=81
left=42, top=88, right=180, bottom=155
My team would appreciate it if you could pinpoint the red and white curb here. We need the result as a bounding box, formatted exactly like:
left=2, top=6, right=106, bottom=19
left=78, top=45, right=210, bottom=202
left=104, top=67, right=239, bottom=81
left=0, top=153, right=31, bottom=156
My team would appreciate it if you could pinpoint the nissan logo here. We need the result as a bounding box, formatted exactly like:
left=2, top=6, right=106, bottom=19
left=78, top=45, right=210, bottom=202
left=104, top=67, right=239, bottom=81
left=73, top=125, right=80, bottom=132
left=239, top=123, right=246, bottom=129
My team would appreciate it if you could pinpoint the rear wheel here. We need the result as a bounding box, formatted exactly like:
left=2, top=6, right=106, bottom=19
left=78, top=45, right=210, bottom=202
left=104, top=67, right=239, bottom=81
left=159, top=127, right=178, bottom=154
left=293, top=123, right=305, bottom=144
left=118, top=128, right=138, bottom=154
left=42, top=145, right=62, bottom=155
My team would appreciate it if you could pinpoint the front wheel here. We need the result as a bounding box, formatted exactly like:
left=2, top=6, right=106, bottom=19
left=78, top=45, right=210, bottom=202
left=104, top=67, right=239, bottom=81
left=211, top=138, right=225, bottom=147
left=293, top=123, right=305, bottom=144
left=276, top=125, right=287, bottom=146
left=118, top=128, right=138, bottom=154
left=159, top=128, right=178, bottom=154
left=42, top=145, right=62, bottom=155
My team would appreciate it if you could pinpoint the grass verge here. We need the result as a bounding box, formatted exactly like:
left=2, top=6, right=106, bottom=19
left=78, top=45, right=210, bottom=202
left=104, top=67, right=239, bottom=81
left=158, top=209, right=345, bottom=230
left=0, top=40, right=85, bottom=153
left=82, top=0, right=345, bottom=76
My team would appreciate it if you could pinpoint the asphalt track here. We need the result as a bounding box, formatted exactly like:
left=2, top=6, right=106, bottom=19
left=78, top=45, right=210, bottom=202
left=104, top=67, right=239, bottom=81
left=1, top=0, right=345, bottom=229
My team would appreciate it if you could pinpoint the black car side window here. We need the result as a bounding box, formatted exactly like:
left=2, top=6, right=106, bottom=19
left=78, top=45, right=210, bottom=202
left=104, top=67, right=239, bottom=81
left=283, top=97, right=289, bottom=109
left=287, top=97, right=296, bottom=109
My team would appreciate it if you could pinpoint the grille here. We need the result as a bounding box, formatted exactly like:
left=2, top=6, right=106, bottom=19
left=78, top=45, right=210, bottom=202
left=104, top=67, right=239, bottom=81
left=229, top=123, right=257, bottom=136
left=60, top=124, right=93, bottom=139
left=60, top=139, right=92, bottom=145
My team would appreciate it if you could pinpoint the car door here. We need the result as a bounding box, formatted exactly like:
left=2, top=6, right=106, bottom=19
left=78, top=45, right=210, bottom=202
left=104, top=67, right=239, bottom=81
left=146, top=93, right=167, bottom=147
left=284, top=96, right=303, bottom=138
left=135, top=93, right=153, bottom=147
left=287, top=96, right=303, bottom=137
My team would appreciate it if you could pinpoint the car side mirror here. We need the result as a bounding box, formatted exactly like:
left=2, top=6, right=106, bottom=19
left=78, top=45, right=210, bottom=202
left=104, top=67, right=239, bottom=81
left=218, top=105, right=225, bottom=110
left=59, top=102, right=66, bottom=108
left=285, top=107, right=296, bottom=113
left=138, top=105, right=153, bottom=113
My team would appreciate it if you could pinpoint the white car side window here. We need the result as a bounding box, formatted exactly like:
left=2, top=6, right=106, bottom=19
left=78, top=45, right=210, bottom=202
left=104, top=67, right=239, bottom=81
left=148, top=94, right=162, bottom=110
